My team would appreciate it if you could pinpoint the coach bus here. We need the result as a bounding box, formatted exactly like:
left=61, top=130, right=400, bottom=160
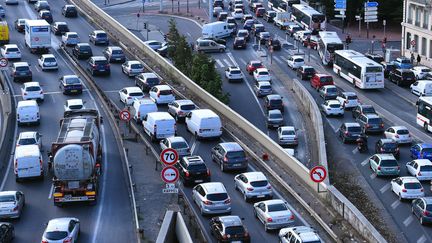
left=291, top=4, right=326, bottom=31
left=317, top=31, right=344, bottom=65
left=417, top=96, right=432, bottom=132
left=268, top=0, right=300, bottom=12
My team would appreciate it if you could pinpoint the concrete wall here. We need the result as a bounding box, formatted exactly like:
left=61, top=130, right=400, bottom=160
left=156, top=211, right=193, bottom=243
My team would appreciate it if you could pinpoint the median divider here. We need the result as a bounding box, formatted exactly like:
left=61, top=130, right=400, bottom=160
left=0, top=70, right=14, bottom=181
left=69, top=0, right=387, bottom=242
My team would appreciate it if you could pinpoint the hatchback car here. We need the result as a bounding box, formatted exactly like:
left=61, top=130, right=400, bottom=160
left=412, top=66, right=432, bottom=80
left=252, top=24, right=265, bottom=36
left=212, top=6, right=223, bottom=17
left=17, top=131, right=42, bottom=148
left=375, top=139, right=399, bottom=158
left=253, top=199, right=294, bottom=232
left=243, top=19, right=255, bottom=31
left=391, top=177, right=424, bottom=201
left=144, top=40, right=163, bottom=51
left=255, top=7, right=265, bottom=17
left=246, top=60, right=264, bottom=74
left=149, top=85, right=175, bottom=105
left=38, top=10, right=53, bottom=24
left=121, top=60, right=144, bottom=77
left=286, top=55, right=305, bottom=70
left=296, top=66, right=315, bottom=80
left=263, top=10, right=276, bottom=22
left=389, top=69, right=416, bottom=86
left=1, top=44, right=21, bottom=60
left=0, top=222, right=14, bottom=242
left=277, top=126, right=298, bottom=146
left=21, top=82, right=44, bottom=101
left=176, top=155, right=210, bottom=186
left=258, top=32, right=270, bottom=45
left=38, top=54, right=58, bottom=71
left=233, top=37, right=247, bottom=49
left=286, top=24, right=303, bottom=36
left=234, top=172, right=272, bottom=202
left=384, top=126, right=412, bottom=144
left=357, top=113, right=384, bottom=134
left=160, top=136, right=191, bottom=158
left=279, top=226, right=321, bottom=243
left=51, top=22, right=69, bottom=35
left=64, top=99, right=85, bottom=112
left=267, top=109, right=284, bottom=128
left=0, top=191, right=25, bottom=219
left=406, top=159, right=432, bottom=181
left=264, top=94, right=283, bottom=112
left=11, top=62, right=32, bottom=82
left=318, top=85, right=338, bottom=100
left=89, top=30, right=109, bottom=45
left=339, top=122, right=361, bottom=143
left=14, top=19, right=26, bottom=32
left=352, top=104, right=376, bottom=119
left=231, top=8, right=244, bottom=20
left=411, top=143, right=432, bottom=160
left=135, top=72, right=160, bottom=91
left=225, top=66, right=243, bottom=82
left=412, top=197, right=432, bottom=225
left=62, top=4, right=78, bottom=17
left=87, top=56, right=110, bottom=75
left=103, top=46, right=126, bottom=63
left=336, top=92, right=359, bottom=109
left=119, top=87, right=144, bottom=105
left=59, top=75, right=83, bottom=94
left=369, top=154, right=400, bottom=176
left=73, top=43, right=93, bottom=59
left=242, top=14, right=253, bottom=22
left=61, top=32, right=79, bottom=46
left=254, top=81, right=272, bottom=97
left=253, top=68, right=271, bottom=82
left=210, top=216, right=250, bottom=243
left=41, top=217, right=80, bottom=243
left=217, top=11, right=228, bottom=21
left=192, top=182, right=231, bottom=215
left=167, top=99, right=197, bottom=122
left=236, top=29, right=250, bottom=41
left=321, top=100, right=344, bottom=117
left=310, top=74, right=334, bottom=90
left=211, top=142, right=248, bottom=172
left=35, top=0, right=50, bottom=11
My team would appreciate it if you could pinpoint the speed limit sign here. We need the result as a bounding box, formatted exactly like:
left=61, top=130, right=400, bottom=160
left=160, top=148, right=179, bottom=166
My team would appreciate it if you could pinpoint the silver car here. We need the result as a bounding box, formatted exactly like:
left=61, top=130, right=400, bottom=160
left=254, top=81, right=272, bottom=98
left=167, top=99, right=197, bottom=122
left=0, top=191, right=25, bottom=219
left=253, top=199, right=294, bottom=231
left=160, top=136, right=191, bottom=158
left=42, top=217, right=80, bottom=243
left=267, top=109, right=284, bottom=128
left=193, top=182, right=231, bottom=215
left=277, top=126, right=298, bottom=146
left=234, top=172, right=273, bottom=202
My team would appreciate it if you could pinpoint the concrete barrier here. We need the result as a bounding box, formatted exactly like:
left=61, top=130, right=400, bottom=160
left=156, top=211, right=193, bottom=243
left=0, top=70, right=14, bottom=176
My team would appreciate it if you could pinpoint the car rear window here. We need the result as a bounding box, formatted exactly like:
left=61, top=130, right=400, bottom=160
left=187, top=163, right=207, bottom=171
left=405, top=182, right=422, bottom=189
left=304, top=68, right=315, bottom=73
left=401, top=59, right=411, bottom=64
left=159, top=89, right=172, bottom=95
left=329, top=104, right=340, bottom=108
left=347, top=126, right=361, bottom=132
left=226, top=151, right=245, bottom=159
left=129, top=92, right=143, bottom=97
left=250, top=180, right=268, bottom=187
left=68, top=104, right=83, bottom=110
left=251, top=62, right=262, bottom=68
left=347, top=95, right=358, bottom=100
left=261, top=85, right=271, bottom=90
left=68, top=34, right=78, bottom=38
left=422, top=148, right=432, bottom=153
left=18, top=138, right=36, bottom=145
left=380, top=159, right=398, bottom=167
left=44, top=57, right=56, bottom=62
left=382, top=142, right=397, bottom=149
left=258, top=71, right=269, bottom=76
left=96, top=33, right=107, bottom=38
left=270, top=99, right=282, bottom=105
left=281, top=130, right=295, bottom=135
left=363, top=106, right=376, bottom=113
left=45, top=232, right=68, bottom=241
left=207, top=193, right=228, bottom=201
left=396, top=129, right=409, bottom=135
left=146, top=77, right=159, bottom=85
left=7, top=48, right=19, bottom=52
left=26, top=86, right=41, bottom=91
left=180, top=104, right=196, bottom=110
left=421, top=68, right=431, bottom=72
left=402, top=72, right=415, bottom=78
left=112, top=50, right=123, bottom=54
left=320, top=77, right=333, bottom=83
left=327, top=87, right=337, bottom=93
left=368, top=118, right=382, bottom=124
left=80, top=46, right=91, bottom=51
left=16, top=66, right=29, bottom=71
left=94, top=60, right=108, bottom=65
left=171, top=141, right=188, bottom=149
left=294, top=58, right=304, bottom=62
left=267, top=203, right=287, bottom=212
left=131, top=64, right=142, bottom=69
left=225, top=226, right=245, bottom=235
left=65, top=77, right=80, bottom=85
left=0, top=195, right=15, bottom=202
left=230, top=70, right=241, bottom=74
left=420, top=165, right=432, bottom=171
left=269, top=113, right=282, bottom=119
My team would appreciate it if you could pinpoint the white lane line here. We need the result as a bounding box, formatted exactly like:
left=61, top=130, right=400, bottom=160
left=379, top=183, right=391, bottom=194
left=369, top=173, right=377, bottom=179
left=391, top=199, right=400, bottom=209
left=103, top=90, right=120, bottom=93
left=238, top=57, right=247, bottom=66
left=35, top=66, right=41, bottom=72
left=352, top=147, right=358, bottom=154
left=310, top=54, right=318, bottom=61
left=360, top=158, right=369, bottom=166
left=403, top=215, right=414, bottom=227
left=186, top=32, right=192, bottom=37
left=325, top=118, right=339, bottom=132
left=215, top=59, right=224, bottom=68
left=417, top=235, right=427, bottom=243
left=48, top=184, right=54, bottom=199
left=223, top=58, right=231, bottom=67
left=272, top=55, right=283, bottom=64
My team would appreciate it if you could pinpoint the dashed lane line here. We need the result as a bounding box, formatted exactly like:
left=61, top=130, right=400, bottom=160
left=379, top=183, right=391, bottom=194
left=403, top=215, right=414, bottom=227
left=391, top=199, right=401, bottom=209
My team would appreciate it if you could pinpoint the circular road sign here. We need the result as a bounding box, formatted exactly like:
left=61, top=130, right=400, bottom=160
left=119, top=109, right=131, bottom=121
left=0, top=58, right=8, bottom=68
left=35, top=37, right=39, bottom=41
left=310, top=166, right=327, bottom=183
left=411, top=40, right=416, bottom=46
left=161, top=166, right=179, bottom=184
left=160, top=148, right=179, bottom=166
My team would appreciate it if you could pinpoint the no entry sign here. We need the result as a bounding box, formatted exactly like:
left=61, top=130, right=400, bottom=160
left=161, top=166, right=179, bottom=184
left=119, top=109, right=131, bottom=121
left=310, top=166, right=327, bottom=183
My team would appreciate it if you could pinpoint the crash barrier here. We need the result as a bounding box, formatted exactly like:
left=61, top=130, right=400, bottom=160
left=0, top=70, right=14, bottom=175
left=156, top=211, right=193, bottom=243
left=68, top=0, right=386, bottom=242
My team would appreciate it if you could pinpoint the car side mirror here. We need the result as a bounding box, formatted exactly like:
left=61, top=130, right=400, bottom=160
left=83, top=101, right=87, bottom=104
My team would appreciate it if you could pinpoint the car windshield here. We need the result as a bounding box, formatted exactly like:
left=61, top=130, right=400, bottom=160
left=171, top=141, right=188, bottom=149
left=207, top=193, right=228, bottom=201
left=18, top=138, right=36, bottom=145
left=45, top=57, right=56, bottom=62
left=382, top=143, right=397, bottom=149
left=329, top=104, right=340, bottom=108
left=96, top=33, right=107, bottom=38
left=227, top=151, right=245, bottom=159
left=68, top=104, right=83, bottom=110
left=363, top=106, right=375, bottom=113
left=112, top=50, right=123, bottom=54
left=282, top=130, right=295, bottom=135
left=422, top=148, right=432, bottom=153
left=380, top=159, right=398, bottom=167
left=15, top=66, right=29, bottom=71
left=269, top=113, right=282, bottom=119
left=225, top=226, right=245, bottom=235
left=420, top=165, right=432, bottom=171
left=131, top=64, right=142, bottom=69
left=26, top=86, right=41, bottom=91
left=320, top=77, right=332, bottom=83
left=348, top=127, right=361, bottom=132
left=250, top=180, right=268, bottom=187
left=230, top=70, right=241, bottom=74
left=267, top=203, right=287, bottom=212
left=396, top=129, right=409, bottom=135
left=45, top=231, right=68, bottom=241
left=129, top=92, right=143, bottom=97
left=347, top=95, right=358, bottom=100
left=0, top=195, right=15, bottom=202
left=238, top=32, right=247, bottom=37
left=180, top=104, right=195, bottom=110
left=187, top=163, right=207, bottom=171
left=65, top=77, right=80, bottom=84
left=368, top=118, right=382, bottom=124
left=405, top=182, right=422, bottom=189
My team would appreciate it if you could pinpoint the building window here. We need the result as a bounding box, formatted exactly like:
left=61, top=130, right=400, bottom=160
left=423, top=10, right=429, bottom=29
left=414, top=35, right=419, bottom=52
left=429, top=40, right=432, bottom=58
left=416, top=7, right=421, bottom=26
left=422, top=37, right=427, bottom=56
left=408, top=4, right=413, bottom=24
left=407, top=32, right=412, bottom=50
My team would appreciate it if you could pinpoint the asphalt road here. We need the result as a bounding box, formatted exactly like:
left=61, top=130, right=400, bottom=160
left=0, top=1, right=136, bottom=242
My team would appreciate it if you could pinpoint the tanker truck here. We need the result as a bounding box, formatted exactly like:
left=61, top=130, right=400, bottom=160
left=48, top=109, right=102, bottom=206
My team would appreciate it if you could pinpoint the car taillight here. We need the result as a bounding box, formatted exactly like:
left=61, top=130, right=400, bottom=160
left=40, top=159, right=43, bottom=167
left=92, top=64, right=97, bottom=68
left=222, top=234, right=228, bottom=240
left=63, top=237, right=72, bottom=243
left=266, top=217, right=273, bottom=222
left=207, top=169, right=211, bottom=176
left=24, top=92, right=27, bottom=95
left=203, top=200, right=212, bottom=205
left=127, top=96, right=132, bottom=99
left=223, top=156, right=228, bottom=162
left=246, top=187, right=254, bottom=191
left=402, top=189, right=407, bottom=192
left=377, top=166, right=381, bottom=170
left=418, top=172, right=422, bottom=176
left=105, top=64, right=110, bottom=68
left=289, top=214, right=295, bottom=220
left=5, top=52, right=9, bottom=54
left=185, top=171, right=190, bottom=177
left=395, top=135, right=399, bottom=138
left=267, top=185, right=272, bottom=189
left=12, top=205, right=18, bottom=211
left=424, top=211, right=430, bottom=216
left=42, top=240, right=49, bottom=243
left=178, top=111, right=184, bottom=115
left=380, top=123, right=384, bottom=128
left=344, top=131, right=349, bottom=135
left=244, top=231, right=249, bottom=237
left=381, top=148, right=384, bottom=152
left=224, top=198, right=231, bottom=204
left=366, top=124, right=371, bottom=128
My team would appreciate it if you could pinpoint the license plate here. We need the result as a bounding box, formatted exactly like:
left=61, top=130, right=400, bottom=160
left=232, top=241, right=241, bottom=243
left=70, top=90, right=77, bottom=93
left=233, top=163, right=242, bottom=167
left=99, top=69, right=105, bottom=71
left=257, top=195, right=265, bottom=198
left=115, top=58, right=121, bottom=60
left=195, top=180, right=203, bottom=183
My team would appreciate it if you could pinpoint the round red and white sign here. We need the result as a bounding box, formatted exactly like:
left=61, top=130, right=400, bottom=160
left=160, top=148, right=179, bottom=166
left=411, top=40, right=416, bottom=46
left=0, top=58, right=8, bottom=68
left=35, top=37, right=39, bottom=41
left=119, top=109, right=131, bottom=121
left=310, top=166, right=327, bottom=183
left=161, top=166, right=179, bottom=183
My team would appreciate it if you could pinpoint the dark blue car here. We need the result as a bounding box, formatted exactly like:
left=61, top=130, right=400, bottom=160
left=410, top=143, right=432, bottom=160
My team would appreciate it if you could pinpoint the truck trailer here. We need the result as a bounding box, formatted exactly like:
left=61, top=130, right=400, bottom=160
left=25, top=19, right=51, bottom=54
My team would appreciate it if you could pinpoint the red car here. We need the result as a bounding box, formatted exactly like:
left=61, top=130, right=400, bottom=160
left=255, top=7, right=265, bottom=17
left=311, top=74, right=334, bottom=89
left=246, top=60, right=264, bottom=74
left=303, top=36, right=319, bottom=49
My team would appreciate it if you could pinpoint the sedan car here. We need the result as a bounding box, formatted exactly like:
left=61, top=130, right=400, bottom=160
left=0, top=191, right=25, bottom=219
left=286, top=55, right=305, bottom=70
left=119, top=87, right=145, bottom=105
left=234, top=172, right=273, bottom=202
left=61, top=32, right=80, bottom=46
left=321, top=100, right=344, bottom=117
left=160, top=136, right=191, bottom=158
left=412, top=197, right=432, bottom=225
left=17, top=131, right=42, bottom=148
left=41, top=218, right=80, bottom=243
left=64, top=99, right=86, bottom=112
left=144, top=40, right=163, bottom=51
left=1, top=44, right=21, bottom=60
left=59, top=75, right=83, bottom=94
left=384, top=126, right=412, bottom=144
left=51, top=22, right=69, bottom=35
left=149, top=85, right=175, bottom=105
left=264, top=94, right=283, bottom=112
left=103, top=46, right=126, bottom=63
left=338, top=122, right=361, bottom=143
left=253, top=68, right=271, bottom=82
left=254, top=81, right=272, bottom=98
left=210, top=216, right=250, bottom=243
left=246, top=60, right=264, bottom=74
left=266, top=109, right=284, bottom=128
left=121, top=60, right=144, bottom=77
left=73, top=43, right=93, bottom=59
left=21, top=82, right=44, bottom=101
left=38, top=54, right=58, bottom=71
left=225, top=66, right=243, bottom=82
left=391, top=177, right=424, bottom=201
left=336, top=92, right=359, bottom=109
left=277, top=126, right=298, bottom=146
left=406, top=159, right=432, bottom=181
left=14, top=19, right=27, bottom=32
left=375, top=138, right=400, bottom=159
left=253, top=199, right=294, bottom=232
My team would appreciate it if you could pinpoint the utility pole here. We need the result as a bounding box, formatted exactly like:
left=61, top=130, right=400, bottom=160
left=355, top=15, right=362, bottom=37
left=383, top=19, right=386, bottom=38
left=366, top=22, right=369, bottom=39
left=187, top=0, right=189, bottom=12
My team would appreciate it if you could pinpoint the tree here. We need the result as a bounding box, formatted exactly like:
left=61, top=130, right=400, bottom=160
left=167, top=18, right=180, bottom=58
left=172, top=35, right=193, bottom=76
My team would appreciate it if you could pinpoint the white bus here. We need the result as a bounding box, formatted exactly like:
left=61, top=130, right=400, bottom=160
left=417, top=96, right=432, bottom=132
left=318, top=31, right=344, bottom=65
left=268, top=0, right=300, bottom=12
left=291, top=4, right=326, bottom=31
left=333, top=50, right=384, bottom=89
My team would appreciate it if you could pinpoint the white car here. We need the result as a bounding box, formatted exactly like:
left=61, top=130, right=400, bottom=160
left=41, top=217, right=80, bottom=243
left=17, top=131, right=42, bottom=148
left=1, top=44, right=21, bottom=59
left=284, top=148, right=295, bottom=156
left=406, top=159, right=432, bottom=181
left=277, top=126, right=298, bottom=146
left=384, top=126, right=412, bottom=144
left=119, top=87, right=145, bottom=106
left=225, top=66, right=243, bottom=82
left=286, top=55, right=304, bottom=70
left=234, top=172, right=273, bottom=201
left=412, top=66, right=432, bottom=79
left=336, top=92, right=359, bottom=109
left=121, top=60, right=144, bottom=77
left=231, top=8, right=244, bottom=19
left=279, top=226, right=322, bottom=243
left=149, top=85, right=175, bottom=105
left=391, top=176, right=424, bottom=200
left=61, top=32, right=80, bottom=46
left=5, top=0, right=19, bottom=5
left=64, top=99, right=86, bottom=112
left=253, top=199, right=294, bottom=232
left=321, top=100, right=344, bottom=116
left=38, top=54, right=58, bottom=71
left=0, top=191, right=25, bottom=219
left=293, top=30, right=311, bottom=41
left=253, top=68, right=271, bottom=82
left=21, top=82, right=44, bottom=101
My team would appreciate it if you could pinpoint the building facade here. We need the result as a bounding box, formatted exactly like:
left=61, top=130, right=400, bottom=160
left=401, top=0, right=432, bottom=66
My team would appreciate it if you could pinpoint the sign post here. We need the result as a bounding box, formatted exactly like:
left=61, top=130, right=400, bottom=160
left=0, top=58, right=8, bottom=70
left=334, top=0, right=346, bottom=33
left=310, top=166, right=327, bottom=192
left=364, top=1, right=379, bottom=39
left=160, top=148, right=179, bottom=193
left=355, top=15, right=362, bottom=37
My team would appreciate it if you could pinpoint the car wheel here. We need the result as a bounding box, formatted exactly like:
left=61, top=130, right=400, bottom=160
left=424, top=123, right=429, bottom=133
left=220, top=162, right=225, bottom=172
left=243, top=192, right=249, bottom=202
left=219, top=48, right=225, bottom=53
left=399, top=193, right=403, bottom=201
left=420, top=217, right=425, bottom=225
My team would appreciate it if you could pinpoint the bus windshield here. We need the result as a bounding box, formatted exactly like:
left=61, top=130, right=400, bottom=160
left=327, top=43, right=344, bottom=53
left=312, top=14, right=325, bottom=23
left=366, top=67, right=383, bottom=73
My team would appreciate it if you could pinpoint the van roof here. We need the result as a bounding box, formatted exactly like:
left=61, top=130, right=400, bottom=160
left=147, top=112, right=173, bottom=120
left=15, top=144, right=40, bottom=157
left=17, top=100, right=38, bottom=107
left=191, top=109, right=219, bottom=118
left=201, top=182, right=227, bottom=193
left=134, top=98, right=155, bottom=105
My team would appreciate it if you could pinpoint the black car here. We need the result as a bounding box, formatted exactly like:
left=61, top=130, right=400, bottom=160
left=233, top=37, right=247, bottom=49
left=210, top=216, right=250, bottom=243
left=175, top=156, right=210, bottom=186
left=365, top=53, right=384, bottom=63
left=51, top=22, right=69, bottom=35
left=352, top=104, right=376, bottom=119
left=375, top=138, right=400, bottom=158
left=62, top=4, right=78, bottom=17
left=266, top=39, right=281, bottom=51
left=11, top=62, right=32, bottom=82
left=87, top=56, right=110, bottom=76
left=213, top=0, right=224, bottom=8
left=59, top=75, right=83, bottom=94
left=339, top=122, right=362, bottom=143
left=211, top=142, right=248, bottom=172
left=264, top=94, right=283, bottom=112
left=38, top=10, right=53, bottom=24
left=381, top=62, right=397, bottom=78
left=296, top=65, right=316, bottom=80
left=389, top=69, right=416, bottom=86
left=0, top=222, right=14, bottom=243
left=263, top=10, right=276, bottom=22
left=412, top=197, right=432, bottom=225
left=243, top=20, right=254, bottom=31
left=73, top=43, right=93, bottom=59
left=14, top=19, right=26, bottom=33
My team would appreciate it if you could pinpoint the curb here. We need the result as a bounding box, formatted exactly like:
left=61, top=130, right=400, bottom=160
left=98, top=0, right=136, bottom=7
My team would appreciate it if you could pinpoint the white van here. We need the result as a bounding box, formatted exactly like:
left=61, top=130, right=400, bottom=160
left=132, top=98, right=158, bottom=122
left=17, top=100, right=40, bottom=126
left=410, top=80, right=432, bottom=96
left=142, top=112, right=176, bottom=142
left=202, top=21, right=232, bottom=39
left=186, top=109, right=222, bottom=139
left=14, top=144, right=44, bottom=181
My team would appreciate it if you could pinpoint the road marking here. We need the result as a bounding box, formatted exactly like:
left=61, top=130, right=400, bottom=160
left=369, top=173, right=377, bottom=179
left=35, top=66, right=41, bottom=72
left=361, top=158, right=369, bottom=166
left=103, top=90, right=120, bottom=93
left=310, top=54, right=318, bottom=61
left=352, top=147, right=358, bottom=154
left=223, top=58, right=231, bottom=67
left=379, top=183, right=391, bottom=193
left=186, top=32, right=192, bottom=38
left=48, top=184, right=54, bottom=199
left=417, top=235, right=427, bottom=243
left=215, top=58, right=224, bottom=68
left=325, top=118, right=339, bottom=132
left=403, top=215, right=414, bottom=227
left=272, top=55, right=283, bottom=64
left=391, top=199, right=400, bottom=209
left=238, top=57, right=246, bottom=66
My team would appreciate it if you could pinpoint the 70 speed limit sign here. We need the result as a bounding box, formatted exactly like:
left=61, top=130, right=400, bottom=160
left=160, top=148, right=179, bottom=166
